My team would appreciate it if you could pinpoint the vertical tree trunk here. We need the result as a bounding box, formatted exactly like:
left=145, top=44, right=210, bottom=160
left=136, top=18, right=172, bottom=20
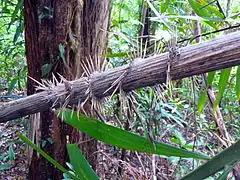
left=70, top=0, right=110, bottom=170
left=24, top=0, right=110, bottom=179
left=24, top=0, right=72, bottom=179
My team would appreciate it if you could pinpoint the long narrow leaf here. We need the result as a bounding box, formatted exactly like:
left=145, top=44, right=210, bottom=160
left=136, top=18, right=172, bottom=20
left=216, top=167, right=233, bottom=180
left=57, top=109, right=210, bottom=160
left=181, top=140, right=240, bottom=180
left=213, top=68, right=232, bottom=112
left=236, top=66, right=240, bottom=103
left=8, top=0, right=23, bottom=30
left=188, top=0, right=216, bottom=29
left=197, top=90, right=207, bottom=114
left=207, top=71, right=216, bottom=87
left=67, top=144, right=99, bottom=180
left=197, top=71, right=216, bottom=113
left=18, top=133, right=80, bottom=180
left=0, top=164, right=11, bottom=171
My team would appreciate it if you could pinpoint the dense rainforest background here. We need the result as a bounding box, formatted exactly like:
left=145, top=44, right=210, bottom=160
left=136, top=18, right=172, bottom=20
left=0, top=0, right=239, bottom=179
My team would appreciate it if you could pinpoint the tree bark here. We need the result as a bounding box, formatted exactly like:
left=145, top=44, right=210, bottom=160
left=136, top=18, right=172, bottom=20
left=69, top=0, right=110, bottom=170
left=23, top=0, right=110, bottom=178
left=1, top=31, right=240, bottom=123
left=24, top=0, right=74, bottom=178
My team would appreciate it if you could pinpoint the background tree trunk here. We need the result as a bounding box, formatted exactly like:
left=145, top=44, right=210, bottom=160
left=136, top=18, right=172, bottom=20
left=70, top=0, right=110, bottom=171
left=24, top=0, right=110, bottom=179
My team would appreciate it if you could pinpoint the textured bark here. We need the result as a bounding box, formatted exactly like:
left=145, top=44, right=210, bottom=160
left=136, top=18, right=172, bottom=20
left=23, top=0, right=42, bottom=178
left=1, top=31, right=240, bottom=123
left=24, top=0, right=110, bottom=178
left=72, top=0, right=110, bottom=170
left=24, top=0, right=76, bottom=179
left=24, top=0, right=53, bottom=179
left=63, top=0, right=111, bottom=170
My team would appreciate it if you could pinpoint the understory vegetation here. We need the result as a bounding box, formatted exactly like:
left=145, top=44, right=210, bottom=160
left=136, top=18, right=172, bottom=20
left=0, top=0, right=239, bottom=179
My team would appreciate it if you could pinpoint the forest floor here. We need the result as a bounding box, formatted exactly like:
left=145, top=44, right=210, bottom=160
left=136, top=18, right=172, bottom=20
left=0, top=120, right=177, bottom=180
left=0, top=121, right=28, bottom=179
left=0, top=93, right=216, bottom=179
left=0, top=118, right=196, bottom=180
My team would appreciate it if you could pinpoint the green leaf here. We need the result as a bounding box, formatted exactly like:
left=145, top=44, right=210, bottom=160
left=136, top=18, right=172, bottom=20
left=188, top=0, right=224, bottom=19
left=236, top=66, right=240, bottom=103
left=8, top=0, right=23, bottom=30
left=2, top=6, right=10, bottom=14
left=207, top=71, right=216, bottom=87
left=0, top=164, right=11, bottom=171
left=47, top=138, right=54, bottom=144
left=67, top=144, right=99, bottom=180
left=197, top=90, right=207, bottom=114
left=13, top=20, right=23, bottom=44
left=8, top=144, right=15, bottom=161
left=59, top=43, right=66, bottom=65
left=39, top=13, right=46, bottom=20
left=181, top=140, right=240, bottom=180
left=8, top=77, right=18, bottom=94
left=199, top=0, right=224, bottom=19
left=151, top=15, right=229, bottom=22
left=41, top=63, right=52, bottom=77
left=41, top=139, right=47, bottom=148
left=188, top=0, right=219, bottom=29
left=103, top=51, right=129, bottom=58
left=18, top=133, right=80, bottom=180
left=161, top=0, right=170, bottom=13
left=213, top=68, right=231, bottom=112
left=216, top=167, right=232, bottom=180
left=56, top=109, right=210, bottom=160
left=198, top=71, right=216, bottom=113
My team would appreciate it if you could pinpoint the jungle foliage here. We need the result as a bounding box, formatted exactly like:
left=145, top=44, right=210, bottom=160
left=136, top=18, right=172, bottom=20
left=0, top=0, right=239, bottom=179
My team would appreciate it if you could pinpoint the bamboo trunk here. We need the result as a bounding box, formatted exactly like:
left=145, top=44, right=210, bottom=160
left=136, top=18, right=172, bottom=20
left=0, top=32, right=240, bottom=123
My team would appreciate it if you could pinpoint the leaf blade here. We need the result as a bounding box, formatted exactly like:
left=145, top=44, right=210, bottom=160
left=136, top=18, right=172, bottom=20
left=236, top=66, right=240, bottom=103
left=18, top=133, right=80, bottom=180
left=181, top=140, right=240, bottom=180
left=67, top=144, right=99, bottom=180
left=213, top=68, right=231, bottom=112
left=57, top=109, right=210, bottom=160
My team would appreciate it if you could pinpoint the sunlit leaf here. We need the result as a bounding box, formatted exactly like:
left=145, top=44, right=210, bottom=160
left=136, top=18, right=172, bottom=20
left=57, top=109, right=210, bottom=160
left=207, top=71, right=216, bottom=87
left=213, top=68, right=231, bottom=112
left=236, top=66, right=240, bottom=103
left=103, top=51, right=129, bottom=58
left=8, top=0, right=23, bottom=30
left=160, top=0, right=170, bottom=13
left=188, top=0, right=220, bottom=29
left=188, top=0, right=224, bottom=19
left=150, top=16, right=236, bottom=22
left=197, top=71, right=216, bottom=113
left=197, top=90, right=207, bottom=114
